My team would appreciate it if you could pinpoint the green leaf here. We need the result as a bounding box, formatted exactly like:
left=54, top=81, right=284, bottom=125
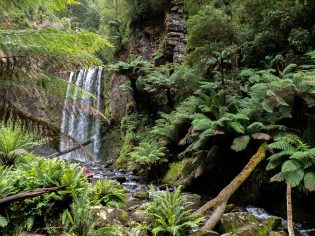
left=26, top=216, right=35, bottom=231
left=283, top=170, right=304, bottom=187
left=281, top=160, right=301, bottom=172
left=0, top=215, right=8, bottom=228
left=304, top=172, right=315, bottom=192
left=270, top=172, right=284, bottom=182
left=262, top=100, right=274, bottom=113
left=231, top=135, right=250, bottom=152
left=229, top=122, right=245, bottom=134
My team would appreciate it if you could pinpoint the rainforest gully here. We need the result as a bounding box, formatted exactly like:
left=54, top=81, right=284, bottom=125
left=1, top=0, right=315, bottom=236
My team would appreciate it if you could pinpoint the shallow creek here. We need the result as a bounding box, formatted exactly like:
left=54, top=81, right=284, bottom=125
left=82, top=161, right=315, bottom=236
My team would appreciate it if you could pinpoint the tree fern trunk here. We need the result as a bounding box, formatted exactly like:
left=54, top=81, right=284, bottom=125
left=287, top=185, right=295, bottom=236
left=194, top=143, right=267, bottom=230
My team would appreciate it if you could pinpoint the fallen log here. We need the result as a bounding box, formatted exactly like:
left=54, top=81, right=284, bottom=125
left=0, top=186, right=67, bottom=206
left=48, top=138, right=93, bottom=158
left=194, top=142, right=267, bottom=231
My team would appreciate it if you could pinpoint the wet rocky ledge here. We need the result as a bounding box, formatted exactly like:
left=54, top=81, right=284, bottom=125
left=73, top=161, right=314, bottom=236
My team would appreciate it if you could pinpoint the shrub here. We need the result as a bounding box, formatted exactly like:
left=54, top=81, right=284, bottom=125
left=91, top=179, right=127, bottom=208
left=129, top=140, right=168, bottom=173
left=0, top=123, right=40, bottom=165
left=288, top=28, right=311, bottom=54
left=140, top=186, right=203, bottom=236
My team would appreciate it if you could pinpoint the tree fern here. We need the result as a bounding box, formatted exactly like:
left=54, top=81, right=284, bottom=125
left=268, top=134, right=315, bottom=190
left=129, top=140, right=168, bottom=171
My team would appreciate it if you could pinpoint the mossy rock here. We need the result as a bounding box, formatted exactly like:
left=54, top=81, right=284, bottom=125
left=133, top=190, right=150, bottom=200
left=220, top=212, right=259, bottom=233
left=91, top=206, right=129, bottom=226
left=162, top=162, right=184, bottom=185
left=235, top=224, right=268, bottom=236
left=263, top=216, right=284, bottom=231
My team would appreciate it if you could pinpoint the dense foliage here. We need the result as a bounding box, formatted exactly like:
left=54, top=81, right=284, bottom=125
left=2, top=0, right=315, bottom=234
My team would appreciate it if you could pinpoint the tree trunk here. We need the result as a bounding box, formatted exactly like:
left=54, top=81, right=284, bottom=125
left=287, top=185, right=295, bottom=236
left=194, top=143, right=267, bottom=230
left=48, top=138, right=92, bottom=158
left=0, top=186, right=66, bottom=206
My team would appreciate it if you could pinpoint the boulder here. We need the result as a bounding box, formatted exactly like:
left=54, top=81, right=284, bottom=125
left=235, top=224, right=267, bottom=236
left=220, top=212, right=259, bottom=232
left=113, top=175, right=127, bottom=183
left=263, top=216, right=284, bottom=231
left=90, top=206, right=128, bottom=226
left=131, top=210, right=149, bottom=222
left=133, top=190, right=150, bottom=200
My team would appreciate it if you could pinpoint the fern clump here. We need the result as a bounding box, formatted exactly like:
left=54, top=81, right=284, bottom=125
left=139, top=186, right=203, bottom=236
left=129, top=140, right=168, bottom=174
left=91, top=179, right=127, bottom=208
left=0, top=123, right=41, bottom=165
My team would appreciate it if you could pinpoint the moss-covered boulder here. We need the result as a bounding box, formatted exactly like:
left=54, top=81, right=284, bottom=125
left=220, top=212, right=259, bottom=232
left=162, top=162, right=184, bottom=185
left=91, top=206, right=128, bottom=226
left=235, top=224, right=267, bottom=236
left=131, top=209, right=149, bottom=222
left=263, top=216, right=284, bottom=231
left=133, top=190, right=150, bottom=200
left=220, top=212, right=287, bottom=236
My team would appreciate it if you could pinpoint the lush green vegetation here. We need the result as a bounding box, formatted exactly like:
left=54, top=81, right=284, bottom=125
left=0, top=125, right=127, bottom=235
left=1, top=0, right=315, bottom=235
left=137, top=186, right=203, bottom=235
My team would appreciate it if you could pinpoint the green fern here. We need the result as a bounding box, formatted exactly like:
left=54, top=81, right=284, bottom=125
left=91, top=179, right=127, bottom=208
left=129, top=140, right=168, bottom=170
left=268, top=134, right=315, bottom=190
left=143, top=186, right=203, bottom=236
left=0, top=123, right=41, bottom=165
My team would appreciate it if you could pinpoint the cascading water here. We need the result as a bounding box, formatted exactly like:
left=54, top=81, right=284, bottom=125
left=60, top=66, right=103, bottom=162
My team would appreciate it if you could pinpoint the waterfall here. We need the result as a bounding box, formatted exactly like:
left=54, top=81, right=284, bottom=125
left=60, top=67, right=103, bottom=162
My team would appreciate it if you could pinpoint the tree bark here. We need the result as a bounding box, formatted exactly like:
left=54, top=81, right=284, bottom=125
left=48, top=138, right=93, bottom=158
left=0, top=186, right=66, bottom=206
left=194, top=143, right=267, bottom=230
left=287, top=185, right=295, bottom=236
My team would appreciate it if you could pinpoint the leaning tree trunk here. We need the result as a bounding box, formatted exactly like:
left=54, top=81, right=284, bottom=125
left=0, top=186, right=66, bottom=206
left=287, top=185, right=295, bottom=236
left=194, top=143, right=267, bottom=231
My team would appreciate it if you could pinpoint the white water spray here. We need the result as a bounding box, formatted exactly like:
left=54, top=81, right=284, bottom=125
left=60, top=67, right=103, bottom=162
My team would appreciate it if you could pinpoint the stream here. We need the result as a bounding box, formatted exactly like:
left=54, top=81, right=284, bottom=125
left=82, top=161, right=315, bottom=236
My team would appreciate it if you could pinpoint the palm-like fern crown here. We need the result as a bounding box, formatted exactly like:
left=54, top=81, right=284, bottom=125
left=129, top=140, right=168, bottom=168
left=146, top=52, right=315, bottom=165
left=268, top=134, right=315, bottom=190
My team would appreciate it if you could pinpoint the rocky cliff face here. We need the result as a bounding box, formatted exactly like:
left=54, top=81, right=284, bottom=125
left=108, top=0, right=188, bottom=122
left=104, top=1, right=188, bottom=159
left=165, top=0, right=188, bottom=63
